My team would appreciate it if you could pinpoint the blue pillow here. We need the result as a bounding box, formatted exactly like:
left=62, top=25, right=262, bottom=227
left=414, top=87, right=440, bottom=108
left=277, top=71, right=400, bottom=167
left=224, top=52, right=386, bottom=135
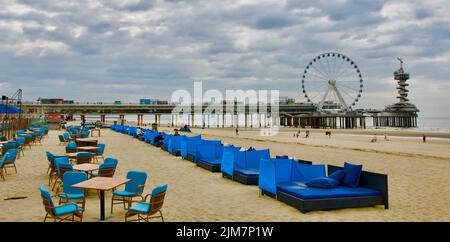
left=328, top=170, right=345, bottom=182
left=342, top=162, right=363, bottom=188
left=305, top=177, right=338, bottom=189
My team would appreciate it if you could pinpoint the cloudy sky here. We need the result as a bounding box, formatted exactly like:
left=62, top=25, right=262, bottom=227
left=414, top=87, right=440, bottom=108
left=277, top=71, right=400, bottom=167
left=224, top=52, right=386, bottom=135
left=0, top=0, right=449, bottom=117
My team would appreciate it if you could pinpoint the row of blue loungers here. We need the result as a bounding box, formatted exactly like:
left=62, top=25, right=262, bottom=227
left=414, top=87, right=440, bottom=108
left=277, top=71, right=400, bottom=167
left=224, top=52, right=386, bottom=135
left=110, top=125, right=388, bottom=213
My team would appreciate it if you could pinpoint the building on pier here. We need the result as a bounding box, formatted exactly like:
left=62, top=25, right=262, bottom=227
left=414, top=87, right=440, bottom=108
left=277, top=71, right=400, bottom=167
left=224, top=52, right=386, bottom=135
left=373, top=58, right=419, bottom=128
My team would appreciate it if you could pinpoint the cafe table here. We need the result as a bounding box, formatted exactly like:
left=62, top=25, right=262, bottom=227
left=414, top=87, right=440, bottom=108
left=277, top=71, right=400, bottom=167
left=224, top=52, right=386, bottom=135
left=72, top=177, right=130, bottom=220
left=77, top=146, right=99, bottom=152
left=76, top=138, right=98, bottom=147
left=73, top=163, right=99, bottom=176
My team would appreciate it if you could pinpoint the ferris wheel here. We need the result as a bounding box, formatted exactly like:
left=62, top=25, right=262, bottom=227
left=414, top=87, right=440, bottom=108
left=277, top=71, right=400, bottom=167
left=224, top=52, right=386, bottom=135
left=301, top=52, right=363, bottom=111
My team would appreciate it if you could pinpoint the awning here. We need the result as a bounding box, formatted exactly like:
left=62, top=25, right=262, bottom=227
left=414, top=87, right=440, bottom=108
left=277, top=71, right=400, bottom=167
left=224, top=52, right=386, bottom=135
left=0, top=104, right=23, bottom=114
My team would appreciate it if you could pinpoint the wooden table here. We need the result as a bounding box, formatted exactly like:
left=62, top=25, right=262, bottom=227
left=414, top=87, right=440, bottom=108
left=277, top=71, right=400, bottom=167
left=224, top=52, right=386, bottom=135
left=73, top=163, right=99, bottom=172
left=91, top=129, right=101, bottom=137
left=72, top=177, right=130, bottom=220
left=65, top=152, right=94, bottom=159
left=76, top=138, right=98, bottom=147
left=77, top=146, right=99, bottom=152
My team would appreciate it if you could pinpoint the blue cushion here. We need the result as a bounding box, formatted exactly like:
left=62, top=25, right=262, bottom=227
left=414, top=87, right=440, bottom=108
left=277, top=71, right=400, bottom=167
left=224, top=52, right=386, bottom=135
left=60, top=193, right=84, bottom=200
left=328, top=170, right=345, bottom=182
left=305, top=177, right=338, bottom=189
left=234, top=167, right=259, bottom=176
left=129, top=203, right=150, bottom=213
left=200, top=158, right=222, bottom=165
left=113, top=190, right=137, bottom=197
left=277, top=182, right=382, bottom=200
left=342, top=162, right=363, bottom=188
left=53, top=203, right=82, bottom=216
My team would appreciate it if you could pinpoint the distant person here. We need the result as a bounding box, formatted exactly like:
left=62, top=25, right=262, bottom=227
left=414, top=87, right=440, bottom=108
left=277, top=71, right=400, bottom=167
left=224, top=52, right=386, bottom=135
left=174, top=129, right=180, bottom=136
left=371, top=134, right=377, bottom=143
left=305, top=130, right=310, bottom=138
left=235, top=127, right=239, bottom=135
left=423, top=135, right=426, bottom=143
left=326, top=130, right=331, bottom=138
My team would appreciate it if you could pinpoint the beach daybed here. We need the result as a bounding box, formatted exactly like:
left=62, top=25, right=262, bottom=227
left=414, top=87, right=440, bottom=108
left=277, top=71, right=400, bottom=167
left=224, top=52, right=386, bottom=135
left=221, top=148, right=270, bottom=185
left=161, top=133, right=172, bottom=151
left=168, top=135, right=187, bottom=156
left=259, top=159, right=389, bottom=213
left=180, top=135, right=202, bottom=161
left=195, top=140, right=223, bottom=172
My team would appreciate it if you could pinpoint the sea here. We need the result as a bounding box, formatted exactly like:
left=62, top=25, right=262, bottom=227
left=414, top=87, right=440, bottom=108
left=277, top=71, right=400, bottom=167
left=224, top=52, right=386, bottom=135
left=73, top=115, right=450, bottom=133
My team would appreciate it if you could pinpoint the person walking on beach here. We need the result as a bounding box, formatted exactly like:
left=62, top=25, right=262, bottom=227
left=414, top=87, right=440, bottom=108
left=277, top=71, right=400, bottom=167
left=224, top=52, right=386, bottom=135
left=235, top=127, right=239, bottom=135
left=423, top=135, right=426, bottom=143
left=305, top=130, right=310, bottom=138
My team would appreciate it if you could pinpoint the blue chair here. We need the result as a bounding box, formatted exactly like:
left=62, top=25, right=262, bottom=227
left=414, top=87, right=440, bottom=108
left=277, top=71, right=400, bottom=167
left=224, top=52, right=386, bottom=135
left=59, top=172, right=88, bottom=209
left=93, top=163, right=117, bottom=178
left=34, top=130, right=44, bottom=145
left=39, top=185, right=84, bottom=222
left=65, top=142, right=78, bottom=153
left=111, top=171, right=147, bottom=213
left=15, top=137, right=25, bottom=157
left=95, top=144, right=106, bottom=162
left=63, top=133, right=71, bottom=142
left=125, top=184, right=168, bottom=222
left=104, top=157, right=118, bottom=168
left=3, top=149, right=18, bottom=174
left=76, top=152, right=93, bottom=164
left=0, top=153, right=8, bottom=181
left=52, top=158, right=73, bottom=192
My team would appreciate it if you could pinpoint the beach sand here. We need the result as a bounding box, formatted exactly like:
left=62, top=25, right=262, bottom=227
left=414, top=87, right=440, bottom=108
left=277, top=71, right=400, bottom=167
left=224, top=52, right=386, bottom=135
left=1, top=126, right=450, bottom=222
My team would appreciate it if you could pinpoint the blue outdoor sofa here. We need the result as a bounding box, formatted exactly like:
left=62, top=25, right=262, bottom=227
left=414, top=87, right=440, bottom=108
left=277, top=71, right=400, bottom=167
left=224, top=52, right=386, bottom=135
left=168, top=135, right=187, bottom=156
left=221, top=148, right=270, bottom=185
left=180, top=135, right=202, bottom=161
left=259, top=158, right=389, bottom=213
left=195, top=140, right=223, bottom=172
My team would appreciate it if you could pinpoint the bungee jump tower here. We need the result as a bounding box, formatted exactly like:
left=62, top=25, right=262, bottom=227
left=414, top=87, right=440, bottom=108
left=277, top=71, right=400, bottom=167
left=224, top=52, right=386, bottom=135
left=373, top=58, right=419, bottom=127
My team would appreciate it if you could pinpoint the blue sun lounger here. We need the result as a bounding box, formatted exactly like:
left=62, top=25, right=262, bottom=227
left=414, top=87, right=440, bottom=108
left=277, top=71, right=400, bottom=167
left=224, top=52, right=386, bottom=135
left=221, top=148, right=270, bottom=185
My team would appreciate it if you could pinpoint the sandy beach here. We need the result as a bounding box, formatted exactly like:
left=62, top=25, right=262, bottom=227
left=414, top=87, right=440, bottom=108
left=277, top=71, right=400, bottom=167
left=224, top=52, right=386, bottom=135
left=1, top=127, right=450, bottom=222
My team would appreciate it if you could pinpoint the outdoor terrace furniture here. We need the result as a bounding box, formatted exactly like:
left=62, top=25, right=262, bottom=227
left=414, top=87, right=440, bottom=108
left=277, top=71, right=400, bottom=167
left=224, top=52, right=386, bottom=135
left=76, top=152, right=93, bottom=164
left=125, top=184, right=168, bottom=222
left=110, top=171, right=147, bottom=214
left=258, top=159, right=389, bottom=213
left=76, top=138, right=98, bottom=147
left=168, top=135, right=187, bottom=156
left=94, top=144, right=105, bottom=162
left=221, top=148, right=270, bottom=185
left=195, top=140, right=224, bottom=172
left=161, top=133, right=172, bottom=151
left=52, top=158, right=73, bottom=193
left=58, top=135, right=67, bottom=145
left=73, top=163, right=100, bottom=177
left=46, top=152, right=68, bottom=185
left=91, top=128, right=101, bottom=137
left=0, top=153, right=8, bottom=181
left=39, top=185, right=84, bottom=222
left=3, top=149, right=19, bottom=174
left=180, top=135, right=202, bottom=161
left=65, top=142, right=78, bottom=153
left=72, top=177, right=130, bottom=221
left=92, top=163, right=116, bottom=178
left=59, top=172, right=88, bottom=209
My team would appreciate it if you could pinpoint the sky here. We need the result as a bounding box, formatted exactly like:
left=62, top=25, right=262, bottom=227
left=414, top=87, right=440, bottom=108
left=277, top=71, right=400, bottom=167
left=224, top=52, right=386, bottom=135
left=0, top=0, right=449, bottom=117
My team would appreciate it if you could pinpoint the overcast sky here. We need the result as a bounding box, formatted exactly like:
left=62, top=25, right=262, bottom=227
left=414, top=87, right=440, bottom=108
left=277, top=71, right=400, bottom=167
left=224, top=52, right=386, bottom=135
left=0, top=0, right=449, bottom=117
